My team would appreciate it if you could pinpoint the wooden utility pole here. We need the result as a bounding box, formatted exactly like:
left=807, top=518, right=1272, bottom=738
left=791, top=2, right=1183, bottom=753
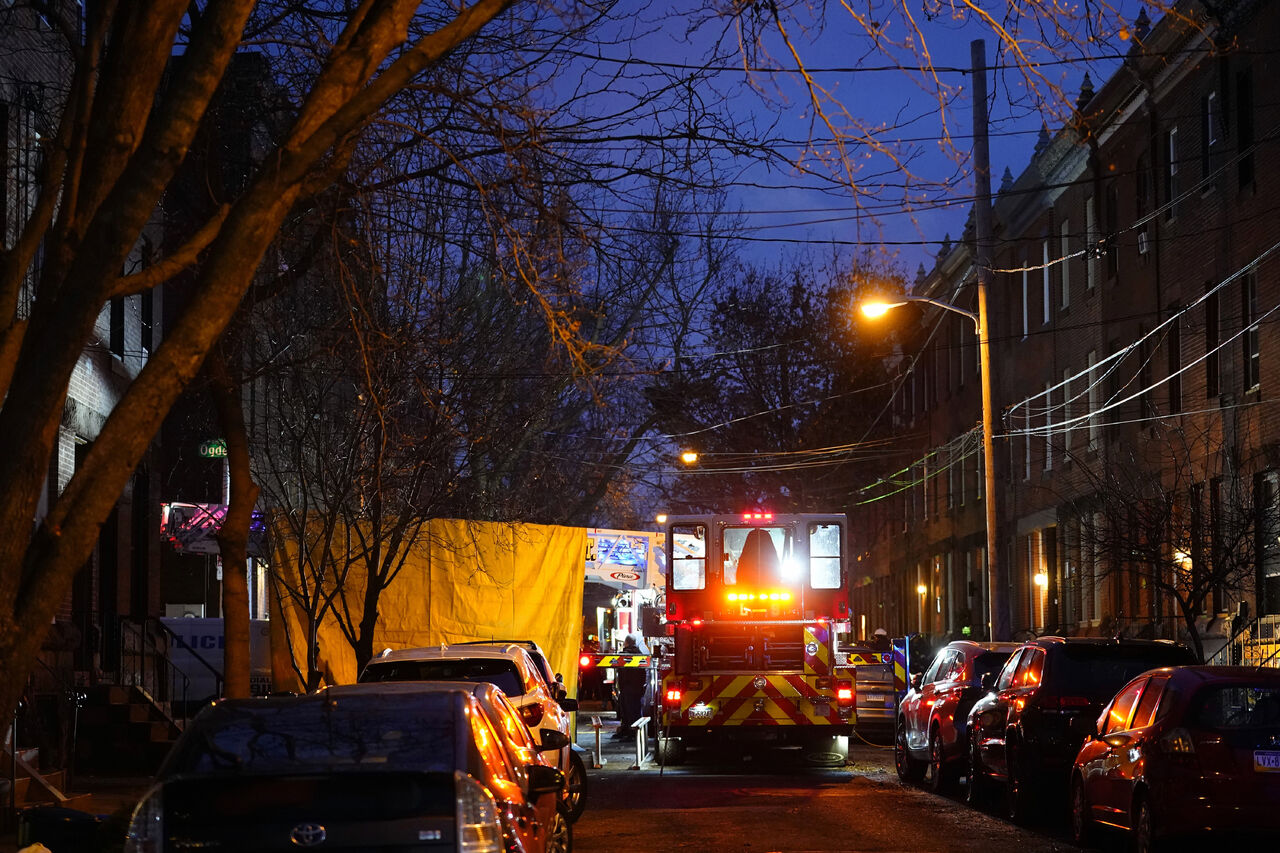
left=971, top=39, right=1008, bottom=641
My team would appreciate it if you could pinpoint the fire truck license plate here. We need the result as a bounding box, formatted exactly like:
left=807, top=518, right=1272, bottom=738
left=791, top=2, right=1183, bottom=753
left=687, top=705, right=715, bottom=720
left=1254, top=751, right=1280, bottom=772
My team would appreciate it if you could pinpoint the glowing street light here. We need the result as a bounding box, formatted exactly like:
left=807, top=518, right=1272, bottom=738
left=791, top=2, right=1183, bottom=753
left=862, top=292, right=1007, bottom=640
left=680, top=450, right=699, bottom=465
left=655, top=513, right=668, bottom=525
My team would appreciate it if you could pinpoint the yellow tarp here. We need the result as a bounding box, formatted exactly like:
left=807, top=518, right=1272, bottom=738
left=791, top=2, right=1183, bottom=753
left=271, top=518, right=586, bottom=696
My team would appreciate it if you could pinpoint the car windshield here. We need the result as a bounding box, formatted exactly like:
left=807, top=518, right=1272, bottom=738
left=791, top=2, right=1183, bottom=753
left=1191, top=685, right=1280, bottom=729
left=360, top=658, right=525, bottom=697
left=1052, top=645, right=1194, bottom=699
left=165, top=694, right=459, bottom=777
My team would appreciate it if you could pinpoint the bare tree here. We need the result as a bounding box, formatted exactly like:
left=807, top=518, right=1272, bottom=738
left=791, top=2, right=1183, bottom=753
left=1062, top=423, right=1261, bottom=662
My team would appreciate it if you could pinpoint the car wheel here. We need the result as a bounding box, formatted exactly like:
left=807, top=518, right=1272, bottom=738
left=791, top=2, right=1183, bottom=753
left=1070, top=775, right=1094, bottom=846
left=1133, top=794, right=1159, bottom=853
left=895, top=718, right=925, bottom=783
left=926, top=728, right=955, bottom=794
left=1004, top=741, right=1034, bottom=825
left=562, top=751, right=587, bottom=823
left=965, top=733, right=988, bottom=808
left=547, top=806, right=573, bottom=853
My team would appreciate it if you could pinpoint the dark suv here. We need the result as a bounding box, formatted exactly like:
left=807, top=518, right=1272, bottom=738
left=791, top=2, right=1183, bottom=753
left=965, top=637, right=1196, bottom=822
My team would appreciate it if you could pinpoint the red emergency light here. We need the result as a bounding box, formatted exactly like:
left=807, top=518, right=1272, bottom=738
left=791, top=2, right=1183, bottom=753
left=740, top=511, right=774, bottom=521
left=664, top=687, right=683, bottom=707
left=579, top=654, right=593, bottom=668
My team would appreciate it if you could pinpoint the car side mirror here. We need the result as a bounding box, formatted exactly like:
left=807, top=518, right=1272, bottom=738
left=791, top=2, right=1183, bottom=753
left=526, top=763, right=565, bottom=798
left=910, top=673, right=923, bottom=690
left=558, top=697, right=579, bottom=712
left=537, top=728, right=571, bottom=752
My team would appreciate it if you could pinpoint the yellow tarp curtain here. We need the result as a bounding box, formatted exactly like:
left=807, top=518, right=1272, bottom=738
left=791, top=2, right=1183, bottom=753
left=271, top=518, right=586, bottom=696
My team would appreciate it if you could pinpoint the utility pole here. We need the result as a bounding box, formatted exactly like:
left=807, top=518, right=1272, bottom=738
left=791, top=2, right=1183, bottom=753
left=971, top=39, right=1008, bottom=641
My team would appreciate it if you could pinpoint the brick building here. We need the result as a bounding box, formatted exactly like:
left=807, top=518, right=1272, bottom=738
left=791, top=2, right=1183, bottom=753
left=855, top=0, right=1280, bottom=660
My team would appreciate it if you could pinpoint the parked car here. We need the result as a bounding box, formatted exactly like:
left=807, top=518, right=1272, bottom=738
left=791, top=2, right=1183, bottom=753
left=360, top=643, right=588, bottom=821
left=455, top=640, right=570, bottom=701
left=326, top=681, right=572, bottom=853
left=841, top=645, right=896, bottom=733
left=896, top=640, right=1020, bottom=791
left=966, top=637, right=1196, bottom=821
left=125, top=688, right=565, bottom=853
left=1070, top=665, right=1280, bottom=853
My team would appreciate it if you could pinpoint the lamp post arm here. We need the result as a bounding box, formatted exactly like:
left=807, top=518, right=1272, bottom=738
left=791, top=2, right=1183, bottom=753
left=899, top=296, right=979, bottom=332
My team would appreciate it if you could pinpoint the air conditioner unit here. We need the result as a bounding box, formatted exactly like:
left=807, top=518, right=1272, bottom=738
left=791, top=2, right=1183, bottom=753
left=1137, top=230, right=1150, bottom=255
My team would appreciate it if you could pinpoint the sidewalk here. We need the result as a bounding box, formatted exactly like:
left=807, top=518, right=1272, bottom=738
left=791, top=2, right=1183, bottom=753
left=1, top=775, right=151, bottom=853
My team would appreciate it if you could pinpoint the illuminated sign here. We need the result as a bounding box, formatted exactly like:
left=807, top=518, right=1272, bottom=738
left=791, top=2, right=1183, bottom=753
left=161, top=502, right=267, bottom=557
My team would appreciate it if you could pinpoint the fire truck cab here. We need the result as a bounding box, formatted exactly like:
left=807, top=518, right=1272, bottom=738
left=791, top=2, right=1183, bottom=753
left=658, top=512, right=852, bottom=764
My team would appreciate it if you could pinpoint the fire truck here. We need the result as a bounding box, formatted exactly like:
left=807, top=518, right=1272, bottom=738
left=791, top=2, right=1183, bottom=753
left=657, top=511, right=853, bottom=764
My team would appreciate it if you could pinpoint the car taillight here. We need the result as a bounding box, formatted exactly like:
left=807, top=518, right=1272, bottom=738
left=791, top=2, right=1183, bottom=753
left=455, top=770, right=504, bottom=853
left=836, top=680, right=854, bottom=706
left=519, top=701, right=543, bottom=727
left=124, top=784, right=164, bottom=853
left=1161, top=727, right=1196, bottom=755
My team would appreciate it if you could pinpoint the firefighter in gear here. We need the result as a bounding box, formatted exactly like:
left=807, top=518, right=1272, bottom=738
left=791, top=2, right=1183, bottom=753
left=613, top=635, right=646, bottom=737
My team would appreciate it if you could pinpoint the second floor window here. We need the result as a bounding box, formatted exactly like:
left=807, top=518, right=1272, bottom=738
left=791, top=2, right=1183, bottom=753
left=1243, top=269, right=1260, bottom=392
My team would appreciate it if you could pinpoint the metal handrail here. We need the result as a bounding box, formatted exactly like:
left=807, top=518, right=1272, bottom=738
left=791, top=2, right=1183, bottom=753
left=118, top=617, right=191, bottom=723
left=1208, top=613, right=1280, bottom=667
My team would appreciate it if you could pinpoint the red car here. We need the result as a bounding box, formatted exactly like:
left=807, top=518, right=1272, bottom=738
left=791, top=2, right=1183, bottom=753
left=896, top=640, right=1019, bottom=792
left=1070, top=665, right=1280, bottom=853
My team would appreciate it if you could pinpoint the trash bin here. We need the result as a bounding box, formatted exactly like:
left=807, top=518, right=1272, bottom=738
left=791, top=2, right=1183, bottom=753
left=18, top=805, right=103, bottom=852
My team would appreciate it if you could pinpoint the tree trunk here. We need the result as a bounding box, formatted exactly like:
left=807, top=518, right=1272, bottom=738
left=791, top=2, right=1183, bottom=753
left=210, top=347, right=259, bottom=699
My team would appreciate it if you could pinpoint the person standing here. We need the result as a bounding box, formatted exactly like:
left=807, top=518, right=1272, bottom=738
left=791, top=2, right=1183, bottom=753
left=613, top=635, right=646, bottom=737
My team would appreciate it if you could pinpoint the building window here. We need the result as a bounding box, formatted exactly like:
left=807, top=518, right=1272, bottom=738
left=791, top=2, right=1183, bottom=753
left=1167, top=308, right=1182, bottom=414
left=140, top=289, right=154, bottom=355
left=1243, top=268, right=1260, bottom=392
left=1086, top=197, right=1098, bottom=290
left=1201, top=90, right=1220, bottom=180
left=976, top=448, right=983, bottom=503
left=1021, top=264, right=1029, bottom=339
left=1044, top=382, right=1053, bottom=470
left=1087, top=350, right=1099, bottom=450
left=1164, top=126, right=1179, bottom=220
left=1105, top=182, right=1118, bottom=278
left=1237, top=67, right=1254, bottom=188
left=1042, top=240, right=1051, bottom=324
left=1062, top=367, right=1073, bottom=454
left=1206, top=283, right=1220, bottom=398
left=1059, top=219, right=1071, bottom=308
left=110, top=297, right=125, bottom=358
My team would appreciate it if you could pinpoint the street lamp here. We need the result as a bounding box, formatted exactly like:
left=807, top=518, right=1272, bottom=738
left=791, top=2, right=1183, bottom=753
left=861, top=293, right=1007, bottom=641
left=679, top=450, right=699, bottom=465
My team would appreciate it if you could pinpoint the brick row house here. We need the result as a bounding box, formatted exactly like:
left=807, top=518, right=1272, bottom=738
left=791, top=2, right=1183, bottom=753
left=853, top=0, right=1280, bottom=662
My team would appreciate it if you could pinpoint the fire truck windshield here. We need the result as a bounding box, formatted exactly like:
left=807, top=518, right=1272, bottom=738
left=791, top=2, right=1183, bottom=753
left=723, top=526, right=792, bottom=586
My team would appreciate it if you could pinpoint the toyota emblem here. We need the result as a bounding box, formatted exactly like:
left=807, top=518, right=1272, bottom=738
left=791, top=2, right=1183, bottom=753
left=290, top=823, right=327, bottom=847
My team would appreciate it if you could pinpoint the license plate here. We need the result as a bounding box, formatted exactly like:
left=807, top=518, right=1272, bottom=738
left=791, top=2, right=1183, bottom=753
left=863, top=693, right=886, bottom=703
left=687, top=705, right=715, bottom=720
left=1254, top=750, right=1280, bottom=772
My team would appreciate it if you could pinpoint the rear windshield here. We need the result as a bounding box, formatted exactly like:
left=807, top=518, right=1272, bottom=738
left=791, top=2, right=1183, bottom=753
left=1191, top=685, right=1280, bottom=729
left=973, top=651, right=1012, bottom=683
left=360, top=658, right=525, bottom=697
left=165, top=694, right=459, bottom=777
left=1051, top=645, right=1194, bottom=699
